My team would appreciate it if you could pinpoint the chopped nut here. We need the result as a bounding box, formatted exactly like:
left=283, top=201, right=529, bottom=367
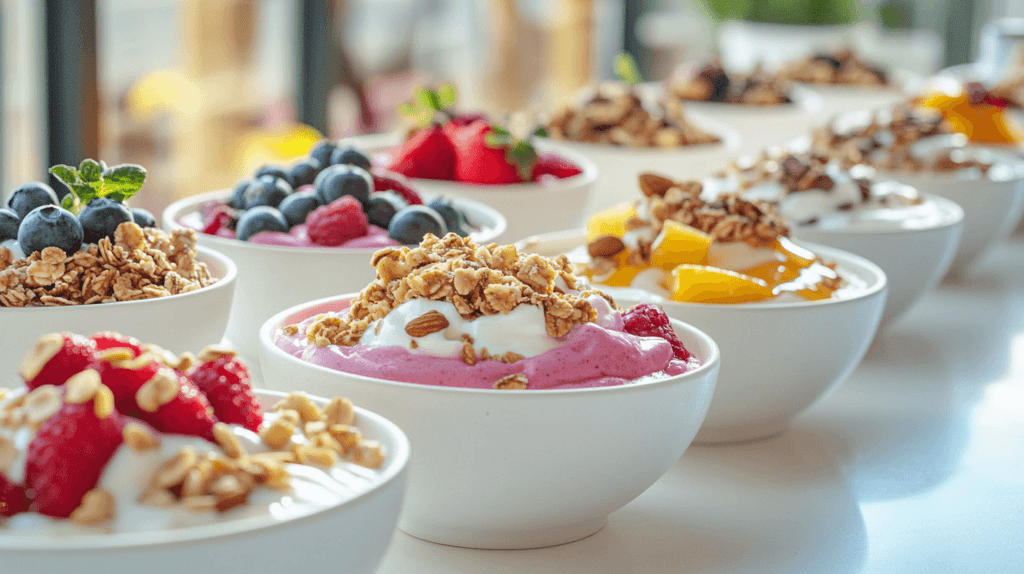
left=152, top=446, right=198, bottom=489
left=587, top=235, right=626, bottom=258
left=638, top=173, right=676, bottom=197
left=23, top=385, right=62, bottom=426
left=197, top=344, right=237, bottom=363
left=18, top=333, right=64, bottom=382
left=323, top=397, right=355, bottom=426
left=272, top=392, right=324, bottom=423
left=294, top=444, right=338, bottom=466
left=136, top=370, right=180, bottom=412
left=123, top=421, right=160, bottom=451
left=404, top=310, right=450, bottom=337
left=212, top=422, right=246, bottom=458
left=461, top=342, right=477, bottom=366
left=183, top=495, right=218, bottom=512
left=139, top=488, right=176, bottom=507
left=0, top=435, right=16, bottom=474
left=259, top=414, right=298, bottom=450
left=493, top=373, right=528, bottom=390
left=64, top=369, right=102, bottom=403
left=69, top=488, right=115, bottom=525
left=350, top=440, right=385, bottom=469
left=93, top=384, right=115, bottom=419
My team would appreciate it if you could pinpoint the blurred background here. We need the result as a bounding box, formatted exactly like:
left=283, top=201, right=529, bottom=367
left=2, top=0, right=1023, bottom=215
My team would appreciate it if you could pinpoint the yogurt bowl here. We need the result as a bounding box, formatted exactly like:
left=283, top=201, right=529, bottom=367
left=518, top=230, right=886, bottom=444
left=163, top=190, right=504, bottom=362
left=1, top=386, right=409, bottom=574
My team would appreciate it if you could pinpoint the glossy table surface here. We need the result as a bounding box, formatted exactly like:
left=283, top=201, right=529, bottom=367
left=373, top=88, right=1024, bottom=573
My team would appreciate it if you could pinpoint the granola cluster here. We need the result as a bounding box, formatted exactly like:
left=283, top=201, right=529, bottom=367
left=290, top=233, right=607, bottom=349
left=0, top=222, right=216, bottom=307
left=669, top=63, right=792, bottom=106
left=811, top=106, right=994, bottom=174
left=545, top=83, right=721, bottom=148
left=779, top=48, right=889, bottom=86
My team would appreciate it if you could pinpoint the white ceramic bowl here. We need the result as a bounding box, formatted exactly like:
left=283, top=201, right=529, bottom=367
left=0, top=389, right=410, bottom=574
left=349, top=133, right=598, bottom=243
left=258, top=295, right=720, bottom=549
left=162, top=190, right=505, bottom=363
left=517, top=231, right=887, bottom=445
left=789, top=193, right=963, bottom=326
left=0, top=246, right=236, bottom=375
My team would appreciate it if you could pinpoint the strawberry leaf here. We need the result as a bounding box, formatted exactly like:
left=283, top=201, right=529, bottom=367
left=533, top=126, right=549, bottom=138
left=437, top=83, right=457, bottom=109
left=417, top=88, right=443, bottom=112
left=614, top=52, right=643, bottom=85
left=78, top=159, right=102, bottom=182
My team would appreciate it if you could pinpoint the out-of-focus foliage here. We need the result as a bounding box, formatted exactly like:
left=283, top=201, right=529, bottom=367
left=696, top=0, right=865, bottom=26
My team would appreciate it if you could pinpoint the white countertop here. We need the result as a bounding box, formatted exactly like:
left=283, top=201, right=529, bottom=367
left=373, top=88, right=1024, bottom=574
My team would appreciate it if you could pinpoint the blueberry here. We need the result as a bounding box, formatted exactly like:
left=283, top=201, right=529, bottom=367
left=366, top=192, right=408, bottom=229
left=236, top=206, right=288, bottom=241
left=78, top=197, right=134, bottom=244
left=314, top=164, right=372, bottom=207
left=427, top=197, right=470, bottom=237
left=229, top=179, right=252, bottom=209
left=330, top=146, right=371, bottom=171
left=287, top=159, right=320, bottom=189
left=0, top=208, right=20, bottom=242
left=254, top=164, right=289, bottom=182
left=278, top=190, right=321, bottom=228
left=309, top=140, right=337, bottom=168
left=17, top=205, right=84, bottom=255
left=130, top=207, right=156, bottom=228
left=244, top=175, right=292, bottom=209
left=6, top=182, right=59, bottom=220
left=388, top=205, right=448, bottom=244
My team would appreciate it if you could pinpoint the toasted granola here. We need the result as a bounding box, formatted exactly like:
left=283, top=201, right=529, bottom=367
left=291, top=233, right=608, bottom=347
left=669, top=62, right=792, bottom=106
left=778, top=48, right=889, bottom=86
left=544, top=82, right=721, bottom=148
left=0, top=222, right=216, bottom=307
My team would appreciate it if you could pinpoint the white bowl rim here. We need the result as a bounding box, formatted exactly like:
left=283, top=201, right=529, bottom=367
left=346, top=132, right=600, bottom=194
left=0, top=389, right=410, bottom=552
left=791, top=191, right=965, bottom=236
left=515, top=228, right=888, bottom=311
left=259, top=294, right=721, bottom=397
left=162, top=189, right=508, bottom=255
left=0, top=245, right=238, bottom=315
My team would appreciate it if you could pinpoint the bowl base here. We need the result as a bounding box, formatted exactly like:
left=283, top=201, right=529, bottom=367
left=692, top=418, right=790, bottom=445
left=398, top=516, right=607, bottom=550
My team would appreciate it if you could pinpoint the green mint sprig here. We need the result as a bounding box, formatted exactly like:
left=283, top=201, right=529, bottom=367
left=614, top=52, right=644, bottom=85
left=49, top=160, right=147, bottom=213
left=484, top=126, right=543, bottom=181
left=399, top=83, right=459, bottom=127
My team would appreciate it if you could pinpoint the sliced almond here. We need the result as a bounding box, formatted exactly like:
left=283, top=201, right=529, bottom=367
left=23, top=385, right=62, bottom=425
left=18, top=333, right=64, bottom=382
left=587, top=235, right=625, bottom=258
left=0, top=435, right=17, bottom=475
left=151, top=446, right=198, bottom=489
left=64, top=370, right=102, bottom=404
left=322, top=396, right=354, bottom=426
left=123, top=421, right=160, bottom=451
left=213, top=422, right=246, bottom=459
left=350, top=439, right=385, bottom=469
left=136, top=370, right=179, bottom=413
left=93, top=384, right=115, bottom=419
left=197, top=344, right=237, bottom=363
left=69, top=488, right=115, bottom=525
left=404, top=310, right=449, bottom=338
left=493, top=373, right=528, bottom=390
left=638, top=173, right=676, bottom=197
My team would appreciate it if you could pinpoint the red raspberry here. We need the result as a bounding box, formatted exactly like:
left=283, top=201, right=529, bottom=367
left=371, top=168, right=423, bottom=205
left=201, top=206, right=236, bottom=235
left=132, top=369, right=218, bottom=441
left=306, top=196, right=370, bottom=246
left=621, top=304, right=691, bottom=361
left=532, top=153, right=583, bottom=181
left=190, top=356, right=261, bottom=432
left=24, top=400, right=124, bottom=518
left=20, top=333, right=96, bottom=390
left=0, top=473, right=29, bottom=517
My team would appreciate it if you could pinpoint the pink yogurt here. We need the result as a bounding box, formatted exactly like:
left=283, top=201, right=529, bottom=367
left=275, top=321, right=697, bottom=390
left=248, top=224, right=397, bottom=249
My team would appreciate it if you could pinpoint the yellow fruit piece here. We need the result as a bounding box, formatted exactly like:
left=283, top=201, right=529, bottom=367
left=917, top=92, right=1024, bottom=144
left=649, top=221, right=712, bottom=270
left=669, top=264, right=775, bottom=304
left=589, top=251, right=642, bottom=287
left=586, top=203, right=635, bottom=241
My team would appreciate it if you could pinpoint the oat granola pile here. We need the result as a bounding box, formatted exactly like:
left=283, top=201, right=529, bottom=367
left=778, top=48, right=889, bottom=86
left=669, top=63, right=792, bottom=106
left=289, top=233, right=609, bottom=349
left=811, top=106, right=994, bottom=174
left=0, top=222, right=215, bottom=307
left=544, top=83, right=721, bottom=148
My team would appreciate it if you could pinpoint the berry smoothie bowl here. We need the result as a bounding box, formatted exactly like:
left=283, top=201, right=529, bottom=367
left=518, top=179, right=887, bottom=444
left=0, top=332, right=408, bottom=574
left=163, top=144, right=505, bottom=363
left=1, top=161, right=236, bottom=374
left=258, top=233, right=719, bottom=549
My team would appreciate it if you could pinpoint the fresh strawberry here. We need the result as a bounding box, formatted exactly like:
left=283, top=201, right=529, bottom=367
left=533, top=152, right=583, bottom=181
left=20, top=333, right=96, bottom=390
left=190, top=356, right=261, bottom=432
left=306, top=196, right=370, bottom=246
left=441, top=113, right=489, bottom=139
left=90, top=331, right=145, bottom=355
left=621, top=303, right=691, bottom=361
left=0, top=473, right=29, bottom=517
left=92, top=351, right=162, bottom=416
left=371, top=168, right=423, bottom=205
left=133, top=369, right=217, bottom=441
left=448, top=121, right=527, bottom=185
left=24, top=400, right=124, bottom=518
left=389, top=125, right=456, bottom=180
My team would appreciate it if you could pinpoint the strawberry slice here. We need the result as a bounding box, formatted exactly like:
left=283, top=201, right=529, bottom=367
left=0, top=473, right=29, bottom=517
left=24, top=400, right=124, bottom=518
left=92, top=347, right=163, bottom=417
left=448, top=121, right=526, bottom=185
left=132, top=368, right=218, bottom=441
left=190, top=355, right=261, bottom=433
left=389, top=125, right=456, bottom=180
left=20, top=333, right=96, bottom=390
left=533, top=152, right=583, bottom=181
left=371, top=168, right=423, bottom=205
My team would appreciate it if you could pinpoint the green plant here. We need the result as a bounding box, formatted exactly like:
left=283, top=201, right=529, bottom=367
left=696, top=0, right=865, bottom=26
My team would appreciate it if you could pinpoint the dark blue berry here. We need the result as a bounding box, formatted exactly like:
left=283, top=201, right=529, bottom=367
left=130, top=207, right=156, bottom=228
left=255, top=164, right=289, bottom=182
left=366, top=192, right=408, bottom=229
left=314, top=164, right=372, bottom=207
left=309, top=140, right=337, bottom=168
left=236, top=206, right=288, bottom=241
left=278, top=190, right=321, bottom=228
left=244, top=176, right=292, bottom=209
left=229, top=179, right=252, bottom=209
left=330, top=146, right=372, bottom=171
left=388, top=205, right=448, bottom=244
left=287, top=159, right=320, bottom=189
left=0, top=208, right=20, bottom=242
left=427, top=197, right=470, bottom=237
left=7, top=182, right=59, bottom=220
left=18, top=205, right=84, bottom=255
left=78, top=197, right=134, bottom=244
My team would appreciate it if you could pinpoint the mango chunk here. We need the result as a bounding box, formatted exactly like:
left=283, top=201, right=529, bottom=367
left=649, top=221, right=712, bottom=270
left=668, top=264, right=775, bottom=304
left=586, top=203, right=635, bottom=241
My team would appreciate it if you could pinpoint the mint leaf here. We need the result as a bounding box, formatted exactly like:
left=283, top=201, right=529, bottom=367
left=533, top=126, right=549, bottom=138
left=614, top=52, right=643, bottom=85
left=61, top=195, right=76, bottom=210
left=437, top=83, right=457, bottom=109
left=100, top=164, right=147, bottom=202
left=49, top=164, right=81, bottom=189
left=417, top=88, right=442, bottom=112
left=79, top=159, right=102, bottom=182
left=399, top=103, right=418, bottom=118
